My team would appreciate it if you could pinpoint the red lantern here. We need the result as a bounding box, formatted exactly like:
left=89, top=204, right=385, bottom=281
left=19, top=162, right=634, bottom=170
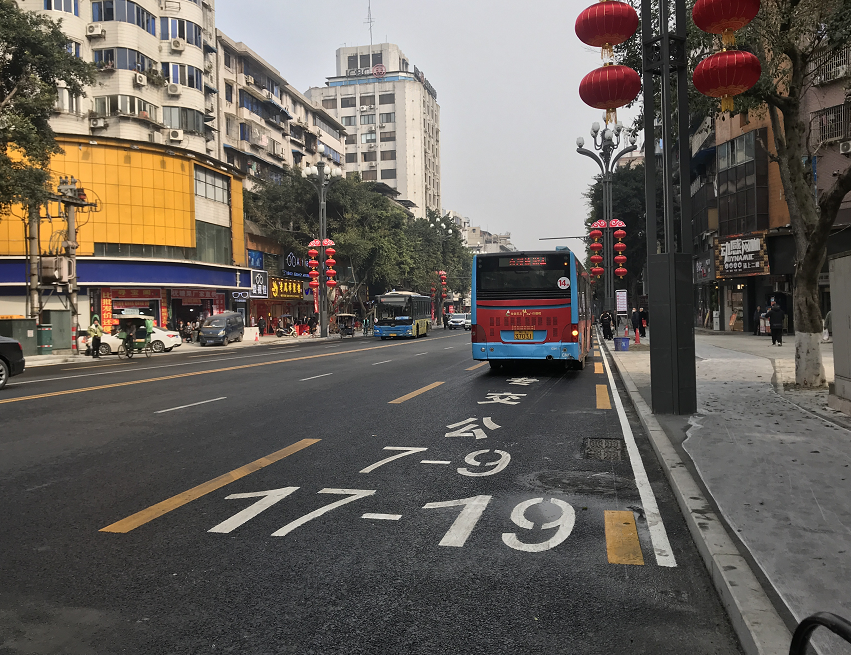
left=590, top=241, right=603, bottom=252
left=326, top=269, right=337, bottom=277
left=579, top=65, right=641, bottom=124
left=309, top=270, right=320, bottom=279
left=431, top=287, right=436, bottom=292
left=325, top=247, right=336, bottom=257
left=441, top=293, right=447, bottom=298
left=615, top=254, right=627, bottom=265
left=325, top=258, right=336, bottom=267
left=590, top=229, right=603, bottom=240
left=613, top=229, right=626, bottom=240
left=308, top=249, right=318, bottom=258
left=309, top=280, right=319, bottom=289
left=614, top=242, right=627, bottom=252
left=575, top=1, right=639, bottom=60
left=693, top=50, right=761, bottom=112
left=591, top=266, right=605, bottom=278
left=308, top=260, right=319, bottom=268
left=327, top=279, right=338, bottom=288
left=590, top=254, right=603, bottom=265
left=615, top=267, right=628, bottom=278
left=693, top=0, right=760, bottom=46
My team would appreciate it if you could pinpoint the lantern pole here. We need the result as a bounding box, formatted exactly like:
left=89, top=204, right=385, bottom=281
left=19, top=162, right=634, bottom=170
left=641, top=0, right=696, bottom=414
left=576, top=124, right=637, bottom=315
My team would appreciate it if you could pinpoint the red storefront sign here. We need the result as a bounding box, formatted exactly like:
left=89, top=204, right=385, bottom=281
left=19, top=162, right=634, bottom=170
left=213, top=293, right=225, bottom=314
left=172, top=288, right=219, bottom=305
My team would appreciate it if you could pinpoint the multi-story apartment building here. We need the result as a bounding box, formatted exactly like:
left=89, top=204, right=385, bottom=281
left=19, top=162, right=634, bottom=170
left=446, top=211, right=515, bottom=254
left=306, top=43, right=440, bottom=219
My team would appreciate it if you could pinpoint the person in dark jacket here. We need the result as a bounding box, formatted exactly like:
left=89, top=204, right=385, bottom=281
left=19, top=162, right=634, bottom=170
left=600, top=311, right=613, bottom=341
left=753, top=306, right=762, bottom=335
left=638, top=307, right=648, bottom=338
left=630, top=307, right=641, bottom=336
left=258, top=316, right=266, bottom=337
left=764, top=303, right=785, bottom=346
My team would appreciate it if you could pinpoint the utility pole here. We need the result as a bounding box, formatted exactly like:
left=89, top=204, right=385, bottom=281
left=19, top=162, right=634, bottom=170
left=27, top=205, right=41, bottom=321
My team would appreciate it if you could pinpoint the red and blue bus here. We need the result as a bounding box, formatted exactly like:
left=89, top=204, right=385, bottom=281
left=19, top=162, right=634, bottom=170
left=471, top=250, right=592, bottom=370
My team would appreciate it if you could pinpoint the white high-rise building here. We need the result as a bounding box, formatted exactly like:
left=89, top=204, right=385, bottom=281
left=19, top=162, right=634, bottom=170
left=306, top=43, right=441, bottom=218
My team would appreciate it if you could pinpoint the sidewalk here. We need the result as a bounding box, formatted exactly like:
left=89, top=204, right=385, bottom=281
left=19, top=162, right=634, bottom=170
left=607, top=331, right=851, bottom=655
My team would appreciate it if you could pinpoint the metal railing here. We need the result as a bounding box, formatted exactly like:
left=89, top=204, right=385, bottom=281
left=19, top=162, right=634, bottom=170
left=810, top=103, right=849, bottom=145
left=807, top=46, right=851, bottom=85
left=789, top=612, right=851, bottom=655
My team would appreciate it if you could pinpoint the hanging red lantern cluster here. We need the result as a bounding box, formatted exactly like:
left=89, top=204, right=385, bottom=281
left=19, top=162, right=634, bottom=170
left=439, top=270, right=448, bottom=299
left=325, top=246, right=337, bottom=289
left=575, top=1, right=640, bottom=124
left=589, top=229, right=604, bottom=271
left=692, top=0, right=761, bottom=112
left=613, top=229, right=627, bottom=278
left=307, top=248, right=319, bottom=289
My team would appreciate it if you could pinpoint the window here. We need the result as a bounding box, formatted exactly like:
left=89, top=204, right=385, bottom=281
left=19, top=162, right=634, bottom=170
left=360, top=95, right=375, bottom=106
left=92, top=1, right=156, bottom=34
left=381, top=150, right=396, bottom=161
left=379, top=112, right=395, bottom=123
left=379, top=93, right=395, bottom=105
left=360, top=114, right=376, bottom=125
left=345, top=134, right=357, bottom=145
left=380, top=131, right=396, bottom=142
left=362, top=151, right=377, bottom=162
left=44, top=0, right=78, bottom=15
left=322, top=98, right=337, bottom=109
left=225, top=116, right=236, bottom=138
left=319, top=143, right=342, bottom=164
left=341, top=115, right=356, bottom=126
left=361, top=132, right=376, bottom=144
left=162, top=63, right=203, bottom=91
left=160, top=17, right=203, bottom=47
left=66, top=42, right=81, bottom=58
left=224, top=51, right=233, bottom=69
left=362, top=170, right=378, bottom=181
left=94, top=48, right=155, bottom=72
left=372, top=52, right=383, bottom=66
left=195, top=221, right=231, bottom=265
left=345, top=153, right=357, bottom=163
left=312, top=115, right=341, bottom=141
left=55, top=88, right=81, bottom=114
left=163, top=106, right=205, bottom=133
left=94, top=94, right=158, bottom=120
left=359, top=54, right=370, bottom=68
left=195, top=166, right=229, bottom=204
left=341, top=97, right=356, bottom=108
left=348, top=55, right=358, bottom=70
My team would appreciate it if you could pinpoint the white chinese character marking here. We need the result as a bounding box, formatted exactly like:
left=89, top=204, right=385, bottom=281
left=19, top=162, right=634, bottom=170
left=506, top=377, right=539, bottom=386
left=445, top=417, right=501, bottom=439
left=478, top=392, right=527, bottom=405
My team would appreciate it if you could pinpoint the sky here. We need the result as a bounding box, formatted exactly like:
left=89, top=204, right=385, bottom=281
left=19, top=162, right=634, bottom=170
left=215, top=0, right=640, bottom=254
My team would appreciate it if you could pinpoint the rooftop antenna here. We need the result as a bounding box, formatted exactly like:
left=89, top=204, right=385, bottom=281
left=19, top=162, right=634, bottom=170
left=365, top=0, right=375, bottom=47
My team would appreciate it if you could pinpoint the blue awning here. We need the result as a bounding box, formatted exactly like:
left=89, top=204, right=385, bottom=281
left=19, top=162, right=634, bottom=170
left=203, top=41, right=218, bottom=54
left=265, top=96, right=293, bottom=120
left=223, top=143, right=237, bottom=150
left=204, top=82, right=218, bottom=94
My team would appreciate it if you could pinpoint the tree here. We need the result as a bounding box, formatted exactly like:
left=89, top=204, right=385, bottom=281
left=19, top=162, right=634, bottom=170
left=0, top=0, right=95, bottom=212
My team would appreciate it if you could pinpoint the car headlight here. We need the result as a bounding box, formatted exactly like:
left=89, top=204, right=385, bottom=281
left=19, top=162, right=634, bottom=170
left=217, top=330, right=226, bottom=336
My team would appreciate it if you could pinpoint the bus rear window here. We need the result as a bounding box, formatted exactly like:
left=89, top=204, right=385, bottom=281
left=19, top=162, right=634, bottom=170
left=477, top=254, right=571, bottom=293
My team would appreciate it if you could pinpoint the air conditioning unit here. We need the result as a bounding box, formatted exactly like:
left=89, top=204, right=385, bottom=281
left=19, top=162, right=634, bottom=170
left=368, top=144, right=376, bottom=149
left=169, top=129, right=184, bottom=141
left=86, top=23, right=105, bottom=38
left=359, top=105, right=367, bottom=111
left=244, top=74, right=255, bottom=85
left=167, top=83, right=181, bottom=95
left=171, top=38, right=186, bottom=52
left=134, top=72, right=147, bottom=87
left=368, top=126, right=375, bottom=132
left=369, top=104, right=375, bottom=109
left=379, top=123, right=386, bottom=127
left=90, top=118, right=106, bottom=129
left=840, top=140, right=851, bottom=155
left=263, top=89, right=272, bottom=100
left=368, top=162, right=377, bottom=168
left=150, top=132, right=164, bottom=144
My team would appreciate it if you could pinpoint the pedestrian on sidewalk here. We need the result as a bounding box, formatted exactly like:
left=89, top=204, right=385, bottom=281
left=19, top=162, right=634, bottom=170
left=87, top=316, right=103, bottom=358
left=258, top=316, right=266, bottom=337
left=442, top=312, right=449, bottom=329
left=638, top=307, right=647, bottom=338
left=753, top=306, right=762, bottom=335
left=764, top=302, right=785, bottom=346
left=631, top=307, right=641, bottom=339
left=600, top=311, right=613, bottom=341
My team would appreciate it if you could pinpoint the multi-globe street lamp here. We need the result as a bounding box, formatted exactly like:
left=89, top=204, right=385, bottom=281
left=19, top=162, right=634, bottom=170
left=428, top=215, right=457, bottom=318
left=302, top=160, right=343, bottom=338
left=575, top=121, right=637, bottom=315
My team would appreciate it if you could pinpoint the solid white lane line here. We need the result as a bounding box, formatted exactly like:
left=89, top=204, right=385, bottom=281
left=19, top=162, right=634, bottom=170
left=444, top=347, right=454, bottom=350
left=414, top=352, right=428, bottom=356
left=420, top=460, right=451, bottom=465
left=300, top=373, right=333, bottom=381
left=372, top=360, right=392, bottom=366
left=361, top=513, right=402, bottom=520
left=155, top=397, right=227, bottom=414
left=599, top=340, right=677, bottom=568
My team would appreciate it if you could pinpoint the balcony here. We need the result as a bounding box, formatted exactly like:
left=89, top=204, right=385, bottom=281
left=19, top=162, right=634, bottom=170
left=808, top=46, right=851, bottom=86
left=810, top=103, right=850, bottom=145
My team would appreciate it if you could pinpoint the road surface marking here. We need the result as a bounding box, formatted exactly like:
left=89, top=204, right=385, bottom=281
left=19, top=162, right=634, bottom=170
left=62, top=362, right=129, bottom=371
left=272, top=489, right=375, bottom=537
left=359, top=447, right=429, bottom=473
left=361, top=513, right=402, bottom=520
left=389, top=381, right=444, bottom=404
left=466, top=362, right=488, bottom=371
left=444, top=347, right=454, bottom=350
left=414, top=352, right=428, bottom=356
left=594, top=362, right=604, bottom=374
left=0, top=336, right=457, bottom=405
left=300, top=373, right=333, bottom=381
left=209, top=487, right=299, bottom=534
left=372, top=360, right=392, bottom=366
left=421, top=460, right=451, bottom=465
left=600, top=343, right=677, bottom=567
left=604, top=510, right=645, bottom=565
left=502, top=497, right=575, bottom=553
left=99, top=439, right=320, bottom=533
left=596, top=384, right=612, bottom=409
left=155, top=397, right=226, bottom=414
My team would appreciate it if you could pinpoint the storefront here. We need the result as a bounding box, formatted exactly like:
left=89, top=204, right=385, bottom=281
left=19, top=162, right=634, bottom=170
left=170, top=288, right=226, bottom=326
left=252, top=276, right=307, bottom=326
left=714, top=233, right=772, bottom=332
left=693, top=249, right=718, bottom=328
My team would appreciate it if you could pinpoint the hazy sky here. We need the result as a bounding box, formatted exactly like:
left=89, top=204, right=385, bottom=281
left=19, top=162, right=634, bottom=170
left=215, top=0, right=640, bottom=254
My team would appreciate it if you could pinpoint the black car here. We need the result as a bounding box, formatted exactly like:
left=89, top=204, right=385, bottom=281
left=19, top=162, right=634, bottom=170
left=0, top=336, right=26, bottom=390
left=198, top=312, right=245, bottom=346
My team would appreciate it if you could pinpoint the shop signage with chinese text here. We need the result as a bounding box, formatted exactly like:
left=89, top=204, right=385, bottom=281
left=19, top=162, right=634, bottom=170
left=694, top=249, right=715, bottom=283
left=251, top=270, right=269, bottom=298
left=715, top=234, right=770, bottom=278
left=269, top=277, right=304, bottom=300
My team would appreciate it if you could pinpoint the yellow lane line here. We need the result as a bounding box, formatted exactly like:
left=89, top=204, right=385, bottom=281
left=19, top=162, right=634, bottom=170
left=594, top=362, right=604, bottom=374
left=0, top=336, right=457, bottom=406
left=466, top=362, right=488, bottom=371
left=100, top=439, right=320, bottom=533
left=604, top=510, right=645, bottom=565
left=389, top=381, right=445, bottom=404
left=596, top=384, right=612, bottom=409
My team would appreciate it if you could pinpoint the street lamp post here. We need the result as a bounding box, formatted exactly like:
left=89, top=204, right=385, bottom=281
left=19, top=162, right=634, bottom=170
left=302, top=160, right=343, bottom=338
left=576, top=122, right=637, bottom=315
left=428, top=216, right=457, bottom=318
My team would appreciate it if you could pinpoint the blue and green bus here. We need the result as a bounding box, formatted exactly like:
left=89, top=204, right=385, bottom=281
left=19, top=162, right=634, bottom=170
left=374, top=291, right=431, bottom=339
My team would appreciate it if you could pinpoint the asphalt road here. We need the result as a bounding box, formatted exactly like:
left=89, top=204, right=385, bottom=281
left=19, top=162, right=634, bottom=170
left=0, top=330, right=742, bottom=654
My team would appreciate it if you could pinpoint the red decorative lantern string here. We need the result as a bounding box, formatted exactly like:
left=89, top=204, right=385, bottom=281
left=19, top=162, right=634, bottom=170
left=580, top=65, right=641, bottom=125
left=575, top=0, right=639, bottom=61
left=693, top=50, right=761, bottom=112
left=307, top=248, right=319, bottom=290
left=692, top=0, right=760, bottom=47
left=613, top=228, right=627, bottom=278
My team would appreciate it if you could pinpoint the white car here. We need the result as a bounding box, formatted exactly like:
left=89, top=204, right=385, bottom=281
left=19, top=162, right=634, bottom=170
left=98, top=326, right=182, bottom=355
left=448, top=313, right=471, bottom=330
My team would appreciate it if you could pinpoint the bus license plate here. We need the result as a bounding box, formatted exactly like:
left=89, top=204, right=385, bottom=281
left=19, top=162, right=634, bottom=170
left=514, top=330, right=534, bottom=340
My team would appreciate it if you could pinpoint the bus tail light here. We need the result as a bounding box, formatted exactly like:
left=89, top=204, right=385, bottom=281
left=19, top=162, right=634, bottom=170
left=562, top=325, right=579, bottom=341
left=472, top=324, right=487, bottom=343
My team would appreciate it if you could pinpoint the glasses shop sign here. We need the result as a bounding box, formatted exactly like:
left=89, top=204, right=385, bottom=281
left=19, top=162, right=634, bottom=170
left=250, top=270, right=269, bottom=298
left=715, top=234, right=770, bottom=278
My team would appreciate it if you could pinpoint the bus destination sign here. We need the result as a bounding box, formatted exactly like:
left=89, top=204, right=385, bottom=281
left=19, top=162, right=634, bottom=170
left=501, top=256, right=547, bottom=267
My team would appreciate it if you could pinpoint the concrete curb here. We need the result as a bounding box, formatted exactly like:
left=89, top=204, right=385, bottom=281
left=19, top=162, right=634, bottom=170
left=599, top=333, right=792, bottom=655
